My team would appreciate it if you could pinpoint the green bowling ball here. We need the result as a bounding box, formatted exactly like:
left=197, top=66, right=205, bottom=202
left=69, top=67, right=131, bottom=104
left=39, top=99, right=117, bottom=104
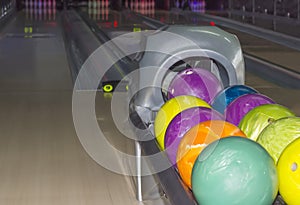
left=239, top=104, right=295, bottom=141
left=192, top=137, right=278, bottom=205
left=257, top=117, right=300, bottom=164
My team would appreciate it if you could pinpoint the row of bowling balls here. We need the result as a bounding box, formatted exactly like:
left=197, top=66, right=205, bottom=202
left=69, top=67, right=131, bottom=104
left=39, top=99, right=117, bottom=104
left=154, top=68, right=300, bottom=205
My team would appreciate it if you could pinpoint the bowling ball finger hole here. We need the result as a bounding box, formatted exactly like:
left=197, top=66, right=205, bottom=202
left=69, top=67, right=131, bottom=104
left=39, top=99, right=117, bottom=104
left=291, top=162, right=298, bottom=172
left=268, top=118, right=275, bottom=123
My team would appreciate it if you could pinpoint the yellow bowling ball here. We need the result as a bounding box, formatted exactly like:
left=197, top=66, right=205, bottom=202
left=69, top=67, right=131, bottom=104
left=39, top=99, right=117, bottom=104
left=277, top=138, right=300, bottom=205
left=154, top=95, right=210, bottom=150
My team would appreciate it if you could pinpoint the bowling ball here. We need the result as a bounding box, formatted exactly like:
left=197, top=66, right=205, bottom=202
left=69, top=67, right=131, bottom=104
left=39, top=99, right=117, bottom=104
left=154, top=95, right=210, bottom=150
left=177, top=121, right=245, bottom=189
left=164, top=108, right=224, bottom=167
left=258, top=117, right=300, bottom=164
left=225, top=93, right=275, bottom=126
left=277, top=137, right=300, bottom=205
left=211, top=85, right=258, bottom=114
left=192, top=137, right=278, bottom=205
left=239, top=104, right=295, bottom=141
left=167, top=68, right=223, bottom=103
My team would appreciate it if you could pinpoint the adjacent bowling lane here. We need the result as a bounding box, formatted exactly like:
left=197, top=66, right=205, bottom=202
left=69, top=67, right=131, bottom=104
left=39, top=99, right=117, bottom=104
left=246, top=71, right=300, bottom=115
left=220, top=27, right=300, bottom=75
left=0, top=8, right=145, bottom=205
left=206, top=10, right=300, bottom=39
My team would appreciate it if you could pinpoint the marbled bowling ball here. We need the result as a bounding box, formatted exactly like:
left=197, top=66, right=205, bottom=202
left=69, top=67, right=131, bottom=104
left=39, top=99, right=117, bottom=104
left=225, top=93, right=275, bottom=126
left=164, top=107, right=224, bottom=167
left=176, top=121, right=245, bottom=188
left=211, top=85, right=257, bottom=114
left=192, top=137, right=278, bottom=205
left=167, top=68, right=223, bottom=103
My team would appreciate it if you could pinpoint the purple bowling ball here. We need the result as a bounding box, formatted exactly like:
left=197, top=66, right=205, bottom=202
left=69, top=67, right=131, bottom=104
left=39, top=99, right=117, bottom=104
left=167, top=68, right=223, bottom=103
left=225, top=93, right=275, bottom=126
left=164, top=107, right=224, bottom=166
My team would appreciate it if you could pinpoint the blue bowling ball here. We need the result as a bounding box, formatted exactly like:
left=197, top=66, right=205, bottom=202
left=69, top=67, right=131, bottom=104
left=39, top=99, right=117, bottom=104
left=211, top=85, right=258, bottom=114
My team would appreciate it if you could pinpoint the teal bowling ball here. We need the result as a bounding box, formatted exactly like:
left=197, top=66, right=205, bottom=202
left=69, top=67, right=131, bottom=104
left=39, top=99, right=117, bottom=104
left=192, top=137, right=278, bottom=205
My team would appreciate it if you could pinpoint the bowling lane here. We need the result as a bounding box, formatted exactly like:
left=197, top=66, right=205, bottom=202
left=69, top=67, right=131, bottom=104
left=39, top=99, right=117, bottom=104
left=0, top=10, right=70, bottom=91
left=0, top=8, right=144, bottom=205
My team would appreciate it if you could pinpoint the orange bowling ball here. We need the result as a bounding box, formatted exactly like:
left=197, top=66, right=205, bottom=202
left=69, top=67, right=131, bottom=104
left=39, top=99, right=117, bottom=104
left=176, top=120, right=246, bottom=189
